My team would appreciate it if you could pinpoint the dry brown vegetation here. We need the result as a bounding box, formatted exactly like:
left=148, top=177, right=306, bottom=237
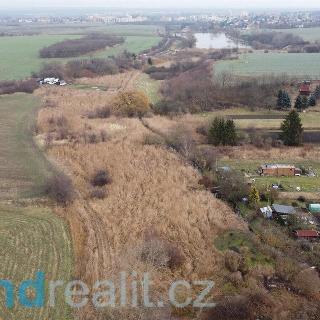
left=36, top=72, right=246, bottom=319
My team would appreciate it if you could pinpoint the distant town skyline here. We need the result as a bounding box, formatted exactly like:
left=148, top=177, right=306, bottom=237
left=2, top=0, right=320, bottom=9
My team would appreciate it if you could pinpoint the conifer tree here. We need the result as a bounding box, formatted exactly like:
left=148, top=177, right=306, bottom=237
left=249, top=186, right=260, bottom=207
left=280, top=110, right=304, bottom=146
left=294, top=95, right=303, bottom=111
left=308, top=95, right=316, bottom=107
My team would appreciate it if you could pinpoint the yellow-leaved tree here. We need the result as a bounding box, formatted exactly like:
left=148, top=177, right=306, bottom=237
left=112, top=90, right=151, bottom=117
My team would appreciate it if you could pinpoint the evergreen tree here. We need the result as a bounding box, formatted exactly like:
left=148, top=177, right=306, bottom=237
left=208, top=117, right=225, bottom=146
left=277, top=90, right=284, bottom=109
left=308, top=95, right=316, bottom=107
left=314, top=85, right=320, bottom=100
left=224, top=119, right=237, bottom=146
left=294, top=95, right=303, bottom=111
left=280, top=110, right=304, bottom=146
left=208, top=117, right=237, bottom=146
left=277, top=90, right=291, bottom=109
left=301, top=95, right=308, bottom=110
left=282, top=91, right=292, bottom=109
left=249, top=186, right=260, bottom=207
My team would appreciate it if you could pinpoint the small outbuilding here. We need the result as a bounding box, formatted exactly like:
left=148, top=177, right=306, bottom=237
left=259, top=164, right=301, bottom=177
left=272, top=204, right=296, bottom=219
left=309, top=204, right=320, bottom=214
left=294, top=230, right=320, bottom=240
left=260, top=206, right=273, bottom=219
left=299, top=81, right=311, bottom=96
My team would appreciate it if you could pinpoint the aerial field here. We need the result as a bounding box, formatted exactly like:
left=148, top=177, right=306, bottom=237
left=269, top=27, right=320, bottom=42
left=0, top=93, right=74, bottom=319
left=89, top=35, right=162, bottom=58
left=0, top=205, right=74, bottom=320
left=0, top=34, right=81, bottom=80
left=0, top=26, right=162, bottom=80
left=0, top=94, right=53, bottom=198
left=0, top=23, right=162, bottom=36
left=215, top=52, right=320, bottom=78
left=220, top=158, right=320, bottom=192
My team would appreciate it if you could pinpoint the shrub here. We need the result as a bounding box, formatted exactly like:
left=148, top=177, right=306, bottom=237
left=293, top=269, right=320, bottom=296
left=166, top=244, right=185, bottom=270
left=33, top=62, right=65, bottom=79
left=143, top=133, right=165, bottom=146
left=225, top=250, right=242, bottom=272
left=112, top=91, right=151, bottom=117
left=91, top=170, right=112, bottom=187
left=86, top=106, right=111, bottom=119
left=297, top=196, right=306, bottom=203
left=165, top=126, right=195, bottom=159
left=47, top=115, right=70, bottom=140
left=45, top=174, right=75, bottom=205
left=140, top=231, right=185, bottom=270
left=0, top=79, right=39, bottom=95
left=204, top=291, right=275, bottom=320
left=80, top=130, right=108, bottom=144
left=66, top=58, right=119, bottom=78
left=190, top=146, right=217, bottom=172
left=90, top=187, right=107, bottom=199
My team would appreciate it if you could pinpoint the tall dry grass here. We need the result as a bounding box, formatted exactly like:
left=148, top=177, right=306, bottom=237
left=37, top=78, right=245, bottom=320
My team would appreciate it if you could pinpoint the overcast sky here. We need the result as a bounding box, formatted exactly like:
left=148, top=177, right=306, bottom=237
left=1, top=0, right=320, bottom=9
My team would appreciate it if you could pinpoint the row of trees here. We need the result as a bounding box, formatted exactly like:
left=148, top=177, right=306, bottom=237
left=277, top=87, right=320, bottom=111
left=39, top=33, right=124, bottom=58
left=206, top=111, right=303, bottom=147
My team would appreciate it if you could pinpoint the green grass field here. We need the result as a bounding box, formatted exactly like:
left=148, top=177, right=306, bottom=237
left=0, top=23, right=162, bottom=36
left=0, top=34, right=81, bottom=80
left=220, top=158, right=320, bottom=192
left=136, top=73, right=162, bottom=104
left=0, top=94, right=52, bottom=199
left=0, top=33, right=162, bottom=80
left=0, top=204, right=74, bottom=320
left=214, top=230, right=274, bottom=267
left=269, top=27, right=320, bottom=42
left=200, top=107, right=320, bottom=130
left=0, top=93, right=74, bottom=319
left=215, top=52, right=320, bottom=78
left=89, top=35, right=162, bottom=58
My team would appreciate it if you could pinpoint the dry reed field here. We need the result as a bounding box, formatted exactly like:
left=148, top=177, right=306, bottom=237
left=36, top=72, right=246, bottom=319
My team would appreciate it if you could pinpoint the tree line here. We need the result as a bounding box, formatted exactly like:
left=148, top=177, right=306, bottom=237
left=277, top=86, right=320, bottom=111
left=39, top=33, right=124, bottom=58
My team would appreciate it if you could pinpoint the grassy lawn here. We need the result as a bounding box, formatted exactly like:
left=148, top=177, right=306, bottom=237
left=215, top=52, right=320, bottom=78
left=0, top=93, right=74, bottom=319
left=0, top=23, right=162, bottom=37
left=0, top=34, right=81, bottom=80
left=220, top=158, right=320, bottom=192
left=0, top=94, right=52, bottom=199
left=198, top=108, right=320, bottom=130
left=90, top=35, right=162, bottom=58
left=0, top=33, right=162, bottom=80
left=269, top=27, right=320, bottom=42
left=136, top=73, right=162, bottom=104
left=214, top=231, right=274, bottom=267
left=0, top=204, right=73, bottom=320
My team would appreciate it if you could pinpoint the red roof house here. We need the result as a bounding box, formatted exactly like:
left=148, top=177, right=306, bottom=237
left=294, top=230, right=320, bottom=240
left=299, top=82, right=311, bottom=95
